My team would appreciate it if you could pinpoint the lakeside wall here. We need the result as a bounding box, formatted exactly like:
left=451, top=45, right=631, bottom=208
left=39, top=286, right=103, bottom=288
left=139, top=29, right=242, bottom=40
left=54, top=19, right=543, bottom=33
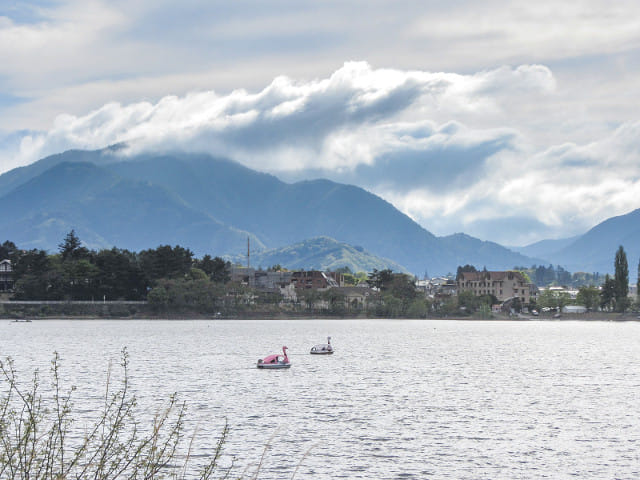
left=0, top=301, right=150, bottom=319
left=1, top=300, right=638, bottom=321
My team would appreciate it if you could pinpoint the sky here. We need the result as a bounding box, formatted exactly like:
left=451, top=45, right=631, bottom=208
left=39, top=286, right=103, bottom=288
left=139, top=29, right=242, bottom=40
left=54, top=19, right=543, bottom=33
left=1, top=0, right=640, bottom=247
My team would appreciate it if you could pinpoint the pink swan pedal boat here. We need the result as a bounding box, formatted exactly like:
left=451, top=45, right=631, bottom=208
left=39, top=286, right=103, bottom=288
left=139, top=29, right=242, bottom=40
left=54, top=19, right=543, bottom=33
left=257, top=346, right=291, bottom=369
left=310, top=336, right=333, bottom=354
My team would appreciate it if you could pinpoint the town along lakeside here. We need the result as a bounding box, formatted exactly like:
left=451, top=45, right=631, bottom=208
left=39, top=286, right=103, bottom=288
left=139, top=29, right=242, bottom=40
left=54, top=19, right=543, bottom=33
left=3, top=268, right=639, bottom=320
left=2, top=237, right=639, bottom=321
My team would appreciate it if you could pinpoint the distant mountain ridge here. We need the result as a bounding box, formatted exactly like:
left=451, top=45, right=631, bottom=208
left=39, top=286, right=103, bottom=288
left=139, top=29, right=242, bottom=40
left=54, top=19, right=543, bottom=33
left=228, top=236, right=408, bottom=273
left=2, top=160, right=256, bottom=255
left=507, top=209, right=640, bottom=281
left=510, top=236, right=580, bottom=260
left=1, top=147, right=545, bottom=275
left=533, top=209, right=640, bottom=277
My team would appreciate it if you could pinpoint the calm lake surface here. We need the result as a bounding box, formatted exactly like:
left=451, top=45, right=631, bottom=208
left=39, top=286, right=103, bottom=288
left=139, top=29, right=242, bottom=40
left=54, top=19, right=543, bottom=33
left=3, top=319, right=640, bottom=479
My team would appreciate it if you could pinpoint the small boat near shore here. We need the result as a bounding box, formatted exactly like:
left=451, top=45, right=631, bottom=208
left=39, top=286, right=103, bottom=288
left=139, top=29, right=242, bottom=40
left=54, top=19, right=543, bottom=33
left=310, top=336, right=333, bottom=354
left=257, top=346, right=291, bottom=369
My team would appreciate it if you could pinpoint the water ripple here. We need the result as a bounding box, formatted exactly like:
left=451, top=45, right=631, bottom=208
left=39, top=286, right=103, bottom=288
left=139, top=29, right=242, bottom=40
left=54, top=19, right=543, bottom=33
left=3, top=319, right=640, bottom=479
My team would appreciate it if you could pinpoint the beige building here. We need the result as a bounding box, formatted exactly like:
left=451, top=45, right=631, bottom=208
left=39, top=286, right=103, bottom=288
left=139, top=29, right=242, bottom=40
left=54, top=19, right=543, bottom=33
left=457, top=271, right=532, bottom=304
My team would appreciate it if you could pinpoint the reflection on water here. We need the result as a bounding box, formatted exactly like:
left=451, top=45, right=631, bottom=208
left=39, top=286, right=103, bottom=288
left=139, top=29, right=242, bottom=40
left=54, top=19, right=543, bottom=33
left=3, top=319, right=640, bottom=479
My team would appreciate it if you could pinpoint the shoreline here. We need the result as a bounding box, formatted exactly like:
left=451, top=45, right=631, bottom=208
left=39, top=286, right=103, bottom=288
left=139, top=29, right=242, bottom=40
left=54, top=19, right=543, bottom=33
left=3, top=312, right=639, bottom=322
left=2, top=299, right=638, bottom=321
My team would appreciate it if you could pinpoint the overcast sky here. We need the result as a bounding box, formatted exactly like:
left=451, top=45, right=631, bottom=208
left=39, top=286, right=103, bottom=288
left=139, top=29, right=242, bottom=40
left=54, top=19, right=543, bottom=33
left=1, top=0, right=640, bottom=246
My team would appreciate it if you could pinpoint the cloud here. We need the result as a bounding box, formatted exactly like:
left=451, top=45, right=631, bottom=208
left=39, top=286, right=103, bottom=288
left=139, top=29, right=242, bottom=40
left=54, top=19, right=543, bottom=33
left=385, top=120, right=640, bottom=244
left=1, top=61, right=639, bottom=247
left=0, top=62, right=549, bottom=170
left=0, top=1, right=129, bottom=86
left=309, top=121, right=520, bottom=194
left=408, top=1, right=640, bottom=67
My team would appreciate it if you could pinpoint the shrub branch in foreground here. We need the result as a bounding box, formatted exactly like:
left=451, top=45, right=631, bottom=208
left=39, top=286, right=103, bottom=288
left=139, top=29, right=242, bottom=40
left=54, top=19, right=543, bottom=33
left=0, top=349, right=228, bottom=480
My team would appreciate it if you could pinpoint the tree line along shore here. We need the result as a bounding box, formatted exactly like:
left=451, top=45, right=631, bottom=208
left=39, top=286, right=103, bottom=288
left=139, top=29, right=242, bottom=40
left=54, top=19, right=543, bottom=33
left=1, top=232, right=639, bottom=320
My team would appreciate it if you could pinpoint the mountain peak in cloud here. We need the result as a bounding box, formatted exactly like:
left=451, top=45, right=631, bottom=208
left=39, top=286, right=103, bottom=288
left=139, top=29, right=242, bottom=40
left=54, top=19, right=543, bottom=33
left=3, top=62, right=639, bottom=247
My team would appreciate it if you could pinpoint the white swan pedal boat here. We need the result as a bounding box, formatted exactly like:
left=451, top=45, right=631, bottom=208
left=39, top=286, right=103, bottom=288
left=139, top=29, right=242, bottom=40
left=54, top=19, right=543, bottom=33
left=310, top=336, right=333, bottom=355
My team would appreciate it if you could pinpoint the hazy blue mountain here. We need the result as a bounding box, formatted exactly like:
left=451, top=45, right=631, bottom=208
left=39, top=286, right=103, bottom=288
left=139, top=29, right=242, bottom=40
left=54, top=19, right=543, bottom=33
left=0, top=147, right=122, bottom=198
left=1, top=161, right=259, bottom=254
left=510, top=236, right=579, bottom=260
left=228, top=236, right=408, bottom=273
left=1, top=148, right=544, bottom=275
left=106, top=153, right=284, bottom=238
left=441, top=233, right=546, bottom=270
left=107, top=153, right=454, bottom=272
left=543, top=208, right=640, bottom=276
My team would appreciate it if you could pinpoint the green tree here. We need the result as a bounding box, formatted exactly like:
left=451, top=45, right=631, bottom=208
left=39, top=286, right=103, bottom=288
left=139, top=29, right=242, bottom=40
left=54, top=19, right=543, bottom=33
left=456, top=264, right=477, bottom=280
left=375, top=294, right=403, bottom=317
left=11, top=249, right=54, bottom=299
left=537, top=289, right=570, bottom=311
left=576, top=286, right=600, bottom=311
left=147, top=276, right=225, bottom=314
left=342, top=271, right=368, bottom=286
left=437, top=297, right=459, bottom=316
left=147, top=283, right=169, bottom=312
left=298, top=289, right=320, bottom=312
left=516, top=270, right=532, bottom=284
left=533, top=265, right=556, bottom=286
left=600, top=274, right=616, bottom=311
left=139, top=245, right=194, bottom=283
left=50, top=231, right=97, bottom=299
left=58, top=229, right=88, bottom=261
left=367, top=269, right=394, bottom=290
left=93, top=248, right=146, bottom=300
left=556, top=265, right=571, bottom=285
left=537, top=289, right=557, bottom=309
left=406, top=298, right=431, bottom=318
left=555, top=292, right=571, bottom=311
left=188, top=267, right=209, bottom=281
left=614, top=245, right=629, bottom=312
left=60, top=258, right=99, bottom=300
left=0, top=240, right=18, bottom=260
left=387, top=274, right=417, bottom=300
left=195, top=255, right=231, bottom=283
left=457, top=290, right=479, bottom=312
left=342, top=273, right=359, bottom=285
left=210, top=257, right=231, bottom=283
left=569, top=271, right=601, bottom=287
left=322, top=289, right=346, bottom=315
left=511, top=297, right=523, bottom=313
left=637, top=258, right=640, bottom=304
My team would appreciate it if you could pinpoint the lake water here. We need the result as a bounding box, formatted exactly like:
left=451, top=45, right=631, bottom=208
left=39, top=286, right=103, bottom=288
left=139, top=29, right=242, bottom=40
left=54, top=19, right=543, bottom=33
left=2, top=319, right=640, bottom=479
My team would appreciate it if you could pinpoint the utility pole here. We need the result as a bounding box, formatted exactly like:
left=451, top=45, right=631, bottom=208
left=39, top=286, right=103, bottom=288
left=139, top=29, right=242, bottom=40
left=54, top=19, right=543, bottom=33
left=247, top=236, right=250, bottom=268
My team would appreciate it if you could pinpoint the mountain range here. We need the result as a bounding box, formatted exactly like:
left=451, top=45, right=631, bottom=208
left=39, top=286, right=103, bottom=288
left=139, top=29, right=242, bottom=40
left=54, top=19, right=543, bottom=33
left=1, top=147, right=637, bottom=277
left=513, top=209, right=640, bottom=278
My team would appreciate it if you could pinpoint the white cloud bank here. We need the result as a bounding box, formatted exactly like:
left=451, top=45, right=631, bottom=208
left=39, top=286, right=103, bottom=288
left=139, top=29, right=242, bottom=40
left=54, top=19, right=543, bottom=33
left=8, top=62, right=552, bottom=166
left=2, top=62, right=640, bottom=246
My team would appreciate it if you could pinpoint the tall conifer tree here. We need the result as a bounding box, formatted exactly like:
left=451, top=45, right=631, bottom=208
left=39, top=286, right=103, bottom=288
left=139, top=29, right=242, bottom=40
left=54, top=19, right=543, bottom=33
left=637, top=258, right=640, bottom=303
left=614, top=245, right=629, bottom=311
